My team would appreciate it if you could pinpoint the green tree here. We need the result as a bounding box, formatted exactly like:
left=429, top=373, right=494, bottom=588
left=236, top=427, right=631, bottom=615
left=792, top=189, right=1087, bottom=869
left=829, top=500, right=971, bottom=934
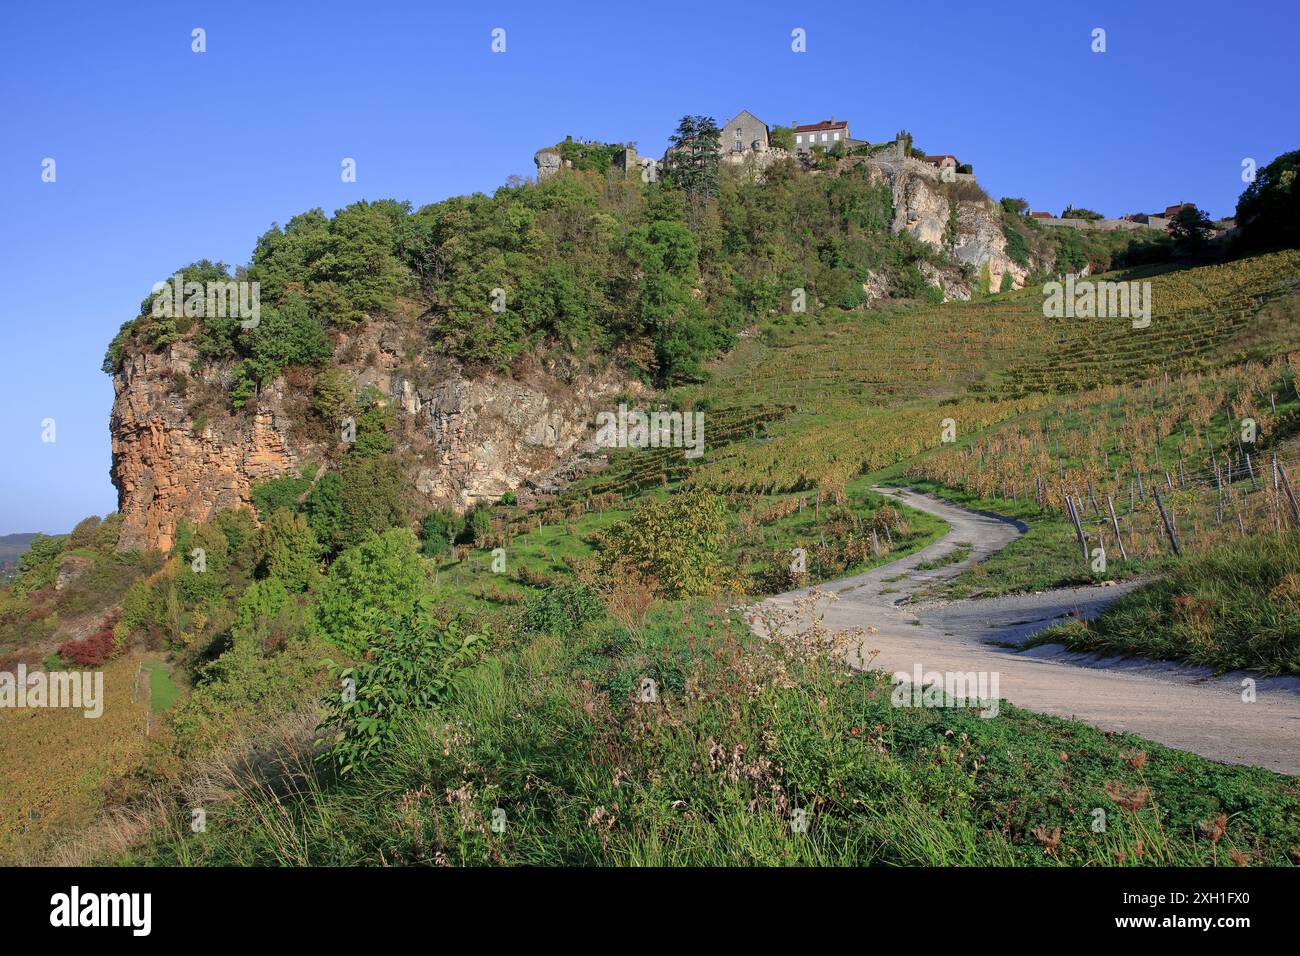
left=1235, top=150, right=1299, bottom=252
left=313, top=528, right=428, bottom=655
left=769, top=125, right=795, bottom=152
left=1169, top=205, right=1216, bottom=251
left=999, top=197, right=1029, bottom=217
left=626, top=220, right=711, bottom=382
left=301, top=472, right=343, bottom=551
left=667, top=115, right=722, bottom=214
left=1061, top=205, right=1104, bottom=221
left=305, top=201, right=413, bottom=326
left=257, top=509, right=321, bottom=592
left=599, top=489, right=729, bottom=597
left=230, top=577, right=298, bottom=654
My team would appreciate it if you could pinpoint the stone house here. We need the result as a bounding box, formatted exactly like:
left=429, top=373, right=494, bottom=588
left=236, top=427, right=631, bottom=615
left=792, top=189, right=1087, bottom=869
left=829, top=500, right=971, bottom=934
left=721, top=110, right=770, bottom=163
left=924, top=154, right=959, bottom=171
left=792, top=117, right=850, bottom=153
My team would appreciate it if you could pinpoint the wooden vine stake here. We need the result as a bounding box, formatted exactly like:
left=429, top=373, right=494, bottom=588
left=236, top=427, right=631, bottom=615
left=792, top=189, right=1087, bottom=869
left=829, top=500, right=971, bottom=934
left=1106, top=495, right=1128, bottom=561
left=1153, top=487, right=1182, bottom=556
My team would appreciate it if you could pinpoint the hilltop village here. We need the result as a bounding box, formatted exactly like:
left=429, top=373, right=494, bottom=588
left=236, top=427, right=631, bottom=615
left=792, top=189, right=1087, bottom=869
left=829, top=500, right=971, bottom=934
left=535, top=109, right=1210, bottom=235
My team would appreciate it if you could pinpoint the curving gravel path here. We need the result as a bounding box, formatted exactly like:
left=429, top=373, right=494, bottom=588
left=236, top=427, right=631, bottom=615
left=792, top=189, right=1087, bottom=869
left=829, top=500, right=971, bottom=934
left=758, top=487, right=1300, bottom=775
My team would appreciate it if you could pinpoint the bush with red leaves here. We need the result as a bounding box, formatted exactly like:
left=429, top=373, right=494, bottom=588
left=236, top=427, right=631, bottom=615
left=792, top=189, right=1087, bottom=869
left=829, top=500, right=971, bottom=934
left=57, top=612, right=121, bottom=667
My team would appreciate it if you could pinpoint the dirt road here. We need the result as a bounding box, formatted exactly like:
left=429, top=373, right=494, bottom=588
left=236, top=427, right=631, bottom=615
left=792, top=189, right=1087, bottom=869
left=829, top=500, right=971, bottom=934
left=759, top=488, right=1300, bottom=775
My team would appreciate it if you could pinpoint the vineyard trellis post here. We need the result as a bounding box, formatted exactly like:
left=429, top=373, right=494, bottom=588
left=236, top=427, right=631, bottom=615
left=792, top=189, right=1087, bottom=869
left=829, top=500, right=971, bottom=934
left=1279, top=463, right=1300, bottom=526
left=1065, top=495, right=1088, bottom=561
left=1153, top=487, right=1182, bottom=556
left=1106, top=495, right=1128, bottom=561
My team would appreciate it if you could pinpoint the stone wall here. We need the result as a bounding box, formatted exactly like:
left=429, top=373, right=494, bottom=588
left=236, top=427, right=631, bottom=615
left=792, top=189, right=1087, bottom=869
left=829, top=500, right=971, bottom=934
left=1033, top=216, right=1158, bottom=232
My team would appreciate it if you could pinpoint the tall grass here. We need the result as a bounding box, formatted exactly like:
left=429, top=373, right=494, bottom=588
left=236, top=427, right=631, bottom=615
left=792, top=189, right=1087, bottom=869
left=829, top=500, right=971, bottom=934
left=128, top=597, right=1300, bottom=867
left=1036, top=529, right=1300, bottom=674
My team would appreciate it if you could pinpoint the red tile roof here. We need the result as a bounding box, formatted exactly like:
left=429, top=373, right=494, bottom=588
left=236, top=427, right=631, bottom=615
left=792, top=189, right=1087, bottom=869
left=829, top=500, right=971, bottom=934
left=794, top=119, right=847, bottom=132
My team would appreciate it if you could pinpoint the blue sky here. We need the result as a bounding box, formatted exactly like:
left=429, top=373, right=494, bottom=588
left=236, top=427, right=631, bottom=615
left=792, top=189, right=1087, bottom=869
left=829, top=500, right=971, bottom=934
left=0, top=0, right=1296, bottom=535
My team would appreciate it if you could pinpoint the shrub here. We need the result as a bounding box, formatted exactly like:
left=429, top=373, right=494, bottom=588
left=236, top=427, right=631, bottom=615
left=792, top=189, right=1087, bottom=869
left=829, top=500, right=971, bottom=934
left=520, top=583, right=606, bottom=635
left=251, top=476, right=313, bottom=518
left=317, top=610, right=485, bottom=776
left=460, top=503, right=493, bottom=546
left=13, top=534, right=67, bottom=594
left=314, top=529, right=428, bottom=656
left=230, top=577, right=301, bottom=654
left=66, top=516, right=103, bottom=549
left=419, top=509, right=464, bottom=557
left=57, top=612, right=121, bottom=666
left=598, top=489, right=729, bottom=597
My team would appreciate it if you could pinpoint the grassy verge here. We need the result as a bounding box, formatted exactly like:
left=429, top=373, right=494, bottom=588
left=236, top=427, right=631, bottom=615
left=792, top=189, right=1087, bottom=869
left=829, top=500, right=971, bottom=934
left=1030, top=530, right=1300, bottom=675
left=143, top=659, right=181, bottom=713
left=877, top=477, right=1172, bottom=600
left=129, top=599, right=1300, bottom=867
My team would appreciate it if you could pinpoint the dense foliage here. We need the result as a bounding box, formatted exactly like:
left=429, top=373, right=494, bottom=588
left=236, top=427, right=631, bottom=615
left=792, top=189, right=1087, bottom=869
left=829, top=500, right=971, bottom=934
left=1236, top=149, right=1300, bottom=253
left=102, top=127, right=996, bottom=390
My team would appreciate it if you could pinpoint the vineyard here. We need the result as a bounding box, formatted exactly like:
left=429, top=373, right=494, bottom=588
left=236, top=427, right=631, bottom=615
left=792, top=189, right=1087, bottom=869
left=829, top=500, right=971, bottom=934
left=999, top=252, right=1300, bottom=395
left=411, top=248, right=1300, bottom=617
left=462, top=251, right=1300, bottom=601
left=907, top=354, right=1300, bottom=576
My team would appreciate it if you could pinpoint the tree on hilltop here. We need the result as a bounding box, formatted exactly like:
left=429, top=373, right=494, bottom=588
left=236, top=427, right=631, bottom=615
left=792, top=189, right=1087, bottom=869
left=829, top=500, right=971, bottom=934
left=666, top=115, right=721, bottom=221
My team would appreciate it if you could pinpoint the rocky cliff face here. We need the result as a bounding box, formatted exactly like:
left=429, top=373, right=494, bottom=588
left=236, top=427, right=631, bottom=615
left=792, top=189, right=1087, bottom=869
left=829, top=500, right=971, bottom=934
left=839, top=149, right=1032, bottom=299
left=111, top=343, right=299, bottom=553
left=110, top=322, right=632, bottom=553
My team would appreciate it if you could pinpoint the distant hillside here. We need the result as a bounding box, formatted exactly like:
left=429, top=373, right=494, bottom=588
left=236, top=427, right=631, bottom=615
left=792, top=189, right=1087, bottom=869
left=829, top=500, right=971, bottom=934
left=0, top=533, right=42, bottom=578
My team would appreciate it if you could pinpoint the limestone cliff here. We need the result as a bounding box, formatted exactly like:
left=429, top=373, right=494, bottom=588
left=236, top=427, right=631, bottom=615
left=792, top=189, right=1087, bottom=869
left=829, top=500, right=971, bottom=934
left=838, top=146, right=1033, bottom=299
left=110, top=322, right=632, bottom=553
left=111, top=343, right=296, bottom=552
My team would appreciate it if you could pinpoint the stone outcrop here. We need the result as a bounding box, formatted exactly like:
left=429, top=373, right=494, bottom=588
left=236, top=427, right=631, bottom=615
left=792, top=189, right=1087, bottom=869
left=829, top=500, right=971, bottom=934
left=109, top=322, right=631, bottom=553
left=837, top=145, right=1031, bottom=297
left=534, top=149, right=564, bottom=181
left=54, top=555, right=93, bottom=592
left=111, top=343, right=296, bottom=552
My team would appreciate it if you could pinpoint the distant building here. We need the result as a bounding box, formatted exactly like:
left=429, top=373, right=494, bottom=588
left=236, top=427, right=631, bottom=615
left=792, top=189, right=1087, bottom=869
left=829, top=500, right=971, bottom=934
left=924, top=154, right=959, bottom=171
left=1030, top=211, right=1053, bottom=219
left=1163, top=202, right=1195, bottom=218
left=721, top=110, right=770, bottom=163
left=792, top=117, right=850, bottom=152
left=612, top=144, right=659, bottom=181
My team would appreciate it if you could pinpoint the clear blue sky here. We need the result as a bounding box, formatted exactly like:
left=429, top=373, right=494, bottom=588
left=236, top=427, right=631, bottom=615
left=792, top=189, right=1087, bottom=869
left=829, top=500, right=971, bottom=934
left=1, top=0, right=1296, bottom=535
